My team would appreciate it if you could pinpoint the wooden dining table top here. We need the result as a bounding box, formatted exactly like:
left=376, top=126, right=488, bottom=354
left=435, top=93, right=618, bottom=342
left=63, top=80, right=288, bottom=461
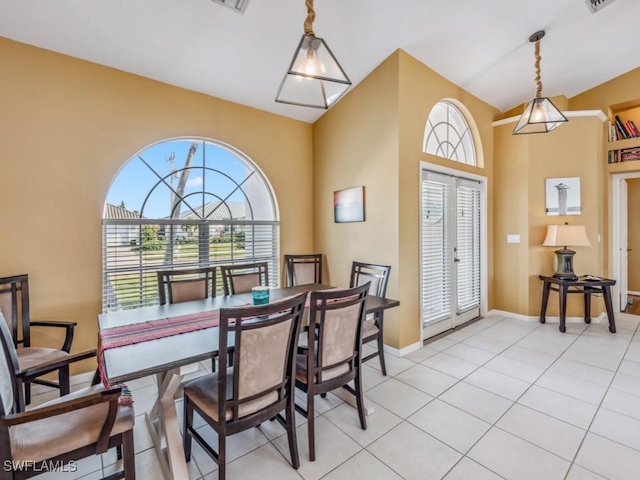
left=98, top=283, right=400, bottom=384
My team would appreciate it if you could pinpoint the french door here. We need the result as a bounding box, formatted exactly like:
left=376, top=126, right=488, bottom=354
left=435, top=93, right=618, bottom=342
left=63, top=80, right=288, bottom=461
left=421, top=170, right=483, bottom=339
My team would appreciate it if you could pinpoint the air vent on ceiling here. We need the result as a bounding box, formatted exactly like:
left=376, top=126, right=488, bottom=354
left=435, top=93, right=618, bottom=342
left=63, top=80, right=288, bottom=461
left=585, top=0, right=618, bottom=13
left=211, top=0, right=249, bottom=14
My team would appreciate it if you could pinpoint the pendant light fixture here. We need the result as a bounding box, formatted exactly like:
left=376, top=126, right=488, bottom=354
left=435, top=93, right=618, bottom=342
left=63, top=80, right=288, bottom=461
left=512, top=31, right=568, bottom=135
left=275, top=0, right=351, bottom=109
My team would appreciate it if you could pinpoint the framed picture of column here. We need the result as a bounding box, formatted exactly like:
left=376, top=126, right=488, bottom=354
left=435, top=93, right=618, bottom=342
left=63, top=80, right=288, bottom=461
left=545, top=177, right=581, bottom=216
left=334, top=186, right=365, bottom=223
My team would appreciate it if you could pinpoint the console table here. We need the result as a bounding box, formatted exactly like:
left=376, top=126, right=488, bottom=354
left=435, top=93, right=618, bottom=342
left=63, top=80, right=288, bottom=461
left=539, top=275, right=617, bottom=333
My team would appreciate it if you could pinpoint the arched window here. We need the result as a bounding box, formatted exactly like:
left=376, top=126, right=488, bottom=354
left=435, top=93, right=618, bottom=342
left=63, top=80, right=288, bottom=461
left=424, top=101, right=477, bottom=166
left=102, top=138, right=278, bottom=311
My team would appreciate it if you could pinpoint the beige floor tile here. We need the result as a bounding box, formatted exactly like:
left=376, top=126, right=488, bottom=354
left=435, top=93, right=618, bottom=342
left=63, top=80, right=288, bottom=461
left=439, top=382, right=512, bottom=424
left=565, top=464, right=608, bottom=480
left=367, top=422, right=462, bottom=480
left=443, top=343, right=496, bottom=366
left=496, top=404, right=586, bottom=461
left=272, top=416, right=360, bottom=480
left=468, top=427, right=570, bottom=480
left=395, top=363, right=458, bottom=397
left=484, top=355, right=545, bottom=383
left=365, top=378, right=433, bottom=418
left=323, top=401, right=401, bottom=447
left=225, top=442, right=302, bottom=480
left=421, top=353, right=479, bottom=379
left=443, top=457, right=503, bottom=480
left=321, top=449, right=402, bottom=480
left=535, top=370, right=608, bottom=405
left=601, top=388, right=640, bottom=421
left=590, top=408, right=640, bottom=451
left=517, top=385, right=597, bottom=429
left=464, top=367, right=531, bottom=401
left=407, top=399, right=491, bottom=453
left=575, top=433, right=640, bottom=480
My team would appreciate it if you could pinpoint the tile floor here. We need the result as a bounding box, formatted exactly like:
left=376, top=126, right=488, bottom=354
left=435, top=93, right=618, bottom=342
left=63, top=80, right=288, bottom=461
left=29, top=313, right=640, bottom=480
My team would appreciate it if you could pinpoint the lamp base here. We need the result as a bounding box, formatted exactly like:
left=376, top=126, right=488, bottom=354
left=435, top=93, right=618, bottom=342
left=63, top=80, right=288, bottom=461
left=553, top=248, right=578, bottom=280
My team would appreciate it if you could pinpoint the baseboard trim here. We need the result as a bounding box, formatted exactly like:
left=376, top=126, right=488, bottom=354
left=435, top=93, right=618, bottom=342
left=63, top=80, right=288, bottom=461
left=628, top=291, right=640, bottom=296
left=486, top=309, right=604, bottom=324
left=383, top=342, right=421, bottom=358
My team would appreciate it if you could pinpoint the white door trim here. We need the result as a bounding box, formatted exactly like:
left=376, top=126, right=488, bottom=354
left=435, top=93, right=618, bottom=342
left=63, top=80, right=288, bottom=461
left=419, top=161, right=488, bottom=343
left=611, top=171, right=640, bottom=313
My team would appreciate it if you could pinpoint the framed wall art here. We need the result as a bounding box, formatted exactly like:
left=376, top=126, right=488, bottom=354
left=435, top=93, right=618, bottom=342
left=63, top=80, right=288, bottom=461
left=545, top=177, right=581, bottom=216
left=334, top=186, right=365, bottom=223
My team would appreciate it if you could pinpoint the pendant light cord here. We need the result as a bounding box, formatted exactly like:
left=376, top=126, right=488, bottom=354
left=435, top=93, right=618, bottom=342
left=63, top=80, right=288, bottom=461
left=534, top=39, right=542, bottom=98
left=304, top=0, right=316, bottom=36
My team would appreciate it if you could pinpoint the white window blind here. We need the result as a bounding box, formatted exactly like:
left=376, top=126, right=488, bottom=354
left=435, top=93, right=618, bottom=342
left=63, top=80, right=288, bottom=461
left=421, top=173, right=452, bottom=324
left=456, top=184, right=481, bottom=314
left=102, top=138, right=279, bottom=312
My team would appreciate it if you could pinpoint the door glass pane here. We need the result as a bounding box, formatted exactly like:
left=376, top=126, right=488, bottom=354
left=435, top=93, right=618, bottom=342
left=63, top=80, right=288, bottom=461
left=456, top=186, right=481, bottom=313
left=421, top=178, right=452, bottom=324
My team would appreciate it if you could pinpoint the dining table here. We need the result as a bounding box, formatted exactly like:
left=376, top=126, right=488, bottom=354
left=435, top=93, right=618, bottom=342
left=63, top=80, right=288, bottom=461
left=98, top=283, right=400, bottom=480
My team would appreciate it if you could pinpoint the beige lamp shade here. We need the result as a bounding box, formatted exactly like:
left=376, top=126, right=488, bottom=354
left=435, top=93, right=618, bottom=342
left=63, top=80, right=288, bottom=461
left=542, top=225, right=591, bottom=248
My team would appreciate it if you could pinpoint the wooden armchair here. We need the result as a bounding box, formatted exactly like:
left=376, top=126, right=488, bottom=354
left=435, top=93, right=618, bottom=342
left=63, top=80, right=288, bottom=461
left=295, top=284, right=369, bottom=461
left=0, top=274, right=96, bottom=405
left=183, top=293, right=307, bottom=480
left=284, top=254, right=323, bottom=286
left=220, top=262, right=269, bottom=295
left=349, top=262, right=392, bottom=375
left=0, top=313, right=134, bottom=480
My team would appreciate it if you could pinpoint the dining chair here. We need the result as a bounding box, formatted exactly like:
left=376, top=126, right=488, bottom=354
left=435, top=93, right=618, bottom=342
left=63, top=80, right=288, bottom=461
left=0, top=313, right=135, bottom=480
left=220, top=262, right=269, bottom=295
left=295, top=283, right=369, bottom=461
left=349, top=262, right=392, bottom=375
left=156, top=266, right=217, bottom=305
left=182, top=292, right=307, bottom=480
left=284, top=254, right=323, bottom=287
left=0, top=274, right=96, bottom=405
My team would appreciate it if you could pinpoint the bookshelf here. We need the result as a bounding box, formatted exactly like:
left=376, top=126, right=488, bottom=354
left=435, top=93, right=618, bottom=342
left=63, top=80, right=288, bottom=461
left=607, top=101, right=640, bottom=168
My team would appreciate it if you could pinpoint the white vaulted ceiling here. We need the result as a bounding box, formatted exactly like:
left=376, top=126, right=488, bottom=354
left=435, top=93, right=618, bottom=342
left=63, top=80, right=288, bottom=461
left=1, top=0, right=638, bottom=123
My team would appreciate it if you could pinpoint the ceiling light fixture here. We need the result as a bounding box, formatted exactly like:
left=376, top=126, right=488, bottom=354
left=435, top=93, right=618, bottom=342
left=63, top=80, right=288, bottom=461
left=275, top=0, right=351, bottom=109
left=512, top=31, right=568, bottom=135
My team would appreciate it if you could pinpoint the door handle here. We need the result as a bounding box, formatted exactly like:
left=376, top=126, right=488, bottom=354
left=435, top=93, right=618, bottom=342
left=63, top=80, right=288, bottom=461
left=454, top=258, right=460, bottom=263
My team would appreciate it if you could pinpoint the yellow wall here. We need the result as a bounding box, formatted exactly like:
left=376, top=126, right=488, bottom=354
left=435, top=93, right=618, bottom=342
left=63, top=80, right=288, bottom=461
left=628, top=178, right=640, bottom=292
left=314, top=50, right=497, bottom=350
left=0, top=37, right=314, bottom=372
left=493, top=116, right=604, bottom=316
left=397, top=51, right=497, bottom=347
left=313, top=51, right=401, bottom=344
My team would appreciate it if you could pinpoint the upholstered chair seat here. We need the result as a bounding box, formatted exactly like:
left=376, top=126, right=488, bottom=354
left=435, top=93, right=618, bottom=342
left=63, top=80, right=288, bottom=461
left=361, top=319, right=379, bottom=340
left=295, top=354, right=349, bottom=384
left=10, top=384, right=134, bottom=462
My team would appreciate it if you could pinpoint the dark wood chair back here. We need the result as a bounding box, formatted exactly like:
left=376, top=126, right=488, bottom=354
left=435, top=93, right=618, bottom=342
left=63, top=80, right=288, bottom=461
left=295, top=283, right=369, bottom=461
left=349, top=262, right=391, bottom=298
left=349, top=262, right=392, bottom=375
left=284, top=254, right=322, bottom=286
left=156, top=266, right=217, bottom=305
left=220, top=262, right=269, bottom=295
left=182, top=293, right=307, bottom=479
left=0, top=275, right=31, bottom=350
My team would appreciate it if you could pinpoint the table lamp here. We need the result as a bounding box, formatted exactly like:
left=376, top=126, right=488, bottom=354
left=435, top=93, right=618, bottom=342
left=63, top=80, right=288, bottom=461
left=542, top=224, right=591, bottom=280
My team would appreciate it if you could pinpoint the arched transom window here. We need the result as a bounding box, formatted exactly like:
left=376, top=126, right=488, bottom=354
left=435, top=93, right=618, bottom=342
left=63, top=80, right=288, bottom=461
left=424, top=101, right=477, bottom=166
left=102, top=138, right=278, bottom=311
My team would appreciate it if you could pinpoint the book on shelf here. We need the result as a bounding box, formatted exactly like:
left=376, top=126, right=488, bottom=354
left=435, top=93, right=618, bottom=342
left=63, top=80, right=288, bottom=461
left=615, top=115, right=631, bottom=139
left=629, top=120, right=640, bottom=137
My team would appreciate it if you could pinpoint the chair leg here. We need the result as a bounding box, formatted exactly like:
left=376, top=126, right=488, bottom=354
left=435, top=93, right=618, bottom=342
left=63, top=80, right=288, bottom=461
left=122, top=429, right=136, bottom=479
left=376, top=333, right=387, bottom=376
left=285, top=396, right=300, bottom=469
left=24, top=382, right=31, bottom=405
left=219, top=430, right=226, bottom=480
left=307, top=390, right=315, bottom=462
left=354, top=368, right=367, bottom=430
left=183, top=397, right=194, bottom=462
left=59, top=365, right=70, bottom=396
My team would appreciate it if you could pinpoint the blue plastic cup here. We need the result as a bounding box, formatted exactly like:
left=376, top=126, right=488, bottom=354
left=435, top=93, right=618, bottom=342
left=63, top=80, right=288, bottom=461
left=252, top=286, right=270, bottom=305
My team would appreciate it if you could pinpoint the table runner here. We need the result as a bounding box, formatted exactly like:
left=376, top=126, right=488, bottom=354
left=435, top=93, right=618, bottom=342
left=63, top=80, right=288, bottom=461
left=98, top=309, right=222, bottom=404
